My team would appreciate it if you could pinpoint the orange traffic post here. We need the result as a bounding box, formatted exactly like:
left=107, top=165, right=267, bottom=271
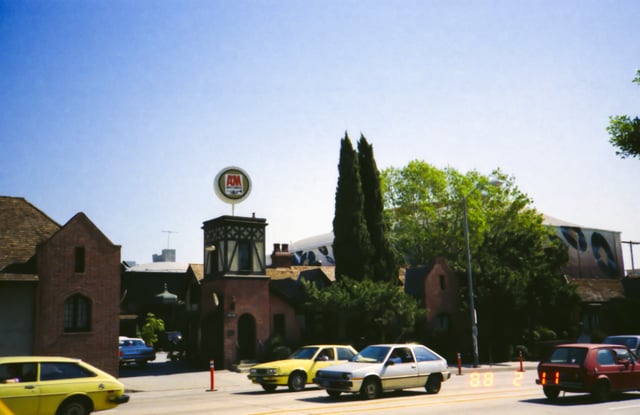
left=208, top=360, right=216, bottom=391
left=457, top=352, right=462, bottom=376
left=518, top=351, right=524, bottom=372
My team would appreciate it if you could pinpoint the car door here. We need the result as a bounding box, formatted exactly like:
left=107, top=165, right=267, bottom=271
left=612, top=347, right=640, bottom=390
left=0, top=362, right=40, bottom=415
left=594, top=347, right=628, bottom=391
left=37, top=361, right=98, bottom=413
left=381, top=347, right=418, bottom=390
left=308, top=347, right=338, bottom=380
left=414, top=345, right=443, bottom=386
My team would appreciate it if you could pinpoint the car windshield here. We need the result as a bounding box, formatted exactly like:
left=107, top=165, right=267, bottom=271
left=546, top=347, right=588, bottom=364
left=351, top=346, right=390, bottom=363
left=289, top=347, right=319, bottom=359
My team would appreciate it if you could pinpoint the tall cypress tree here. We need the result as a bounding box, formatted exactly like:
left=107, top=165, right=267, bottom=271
left=333, top=133, right=373, bottom=281
left=357, top=134, right=398, bottom=282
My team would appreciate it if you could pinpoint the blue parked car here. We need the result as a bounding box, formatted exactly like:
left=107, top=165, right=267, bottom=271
left=119, top=336, right=156, bottom=367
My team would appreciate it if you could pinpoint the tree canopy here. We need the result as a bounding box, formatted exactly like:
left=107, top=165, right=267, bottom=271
left=607, top=69, right=640, bottom=159
left=381, top=161, right=579, bottom=360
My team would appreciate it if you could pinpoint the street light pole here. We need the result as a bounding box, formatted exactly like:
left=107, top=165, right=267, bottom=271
left=462, top=178, right=502, bottom=368
left=462, top=196, right=479, bottom=368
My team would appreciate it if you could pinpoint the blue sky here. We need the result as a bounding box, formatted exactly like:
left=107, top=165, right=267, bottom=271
left=2, top=0, right=640, bottom=268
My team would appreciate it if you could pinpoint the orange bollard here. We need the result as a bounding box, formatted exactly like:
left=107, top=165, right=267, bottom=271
left=518, top=351, right=524, bottom=372
left=208, top=360, right=216, bottom=391
left=457, top=352, right=462, bottom=375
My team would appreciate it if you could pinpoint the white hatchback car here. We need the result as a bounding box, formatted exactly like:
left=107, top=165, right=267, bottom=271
left=313, top=343, right=450, bottom=399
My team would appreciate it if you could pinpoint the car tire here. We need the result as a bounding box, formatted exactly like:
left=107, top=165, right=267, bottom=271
left=593, top=380, right=611, bottom=402
left=360, top=377, right=381, bottom=400
left=327, top=390, right=342, bottom=399
left=57, top=399, right=89, bottom=415
left=543, top=386, right=560, bottom=400
left=261, top=384, right=277, bottom=393
left=288, top=371, right=307, bottom=392
left=425, top=374, right=442, bottom=394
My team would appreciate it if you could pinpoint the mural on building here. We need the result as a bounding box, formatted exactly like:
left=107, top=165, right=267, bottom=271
left=544, top=215, right=624, bottom=279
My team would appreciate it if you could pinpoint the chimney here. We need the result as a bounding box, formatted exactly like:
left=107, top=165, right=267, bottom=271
left=270, top=242, right=292, bottom=268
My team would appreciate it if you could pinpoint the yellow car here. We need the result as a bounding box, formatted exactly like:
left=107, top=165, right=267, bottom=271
left=248, top=345, right=357, bottom=392
left=0, top=356, right=129, bottom=415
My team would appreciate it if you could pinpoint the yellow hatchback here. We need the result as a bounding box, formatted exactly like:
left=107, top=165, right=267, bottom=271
left=248, top=345, right=357, bottom=392
left=0, top=356, right=129, bottom=415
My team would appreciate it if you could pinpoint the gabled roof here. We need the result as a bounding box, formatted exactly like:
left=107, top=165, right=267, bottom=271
left=0, top=196, right=60, bottom=272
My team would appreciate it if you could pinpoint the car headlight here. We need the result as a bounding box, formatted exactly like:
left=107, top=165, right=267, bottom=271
left=250, top=368, right=257, bottom=374
left=267, top=368, right=277, bottom=375
left=342, top=373, right=352, bottom=380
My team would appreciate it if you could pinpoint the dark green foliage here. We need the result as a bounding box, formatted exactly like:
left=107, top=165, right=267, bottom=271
left=333, top=133, right=374, bottom=281
left=302, top=276, right=423, bottom=344
left=381, top=161, right=581, bottom=361
left=357, top=134, right=398, bottom=282
left=607, top=69, right=640, bottom=159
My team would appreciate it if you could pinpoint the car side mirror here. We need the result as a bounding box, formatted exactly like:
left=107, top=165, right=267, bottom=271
left=385, top=360, right=395, bottom=366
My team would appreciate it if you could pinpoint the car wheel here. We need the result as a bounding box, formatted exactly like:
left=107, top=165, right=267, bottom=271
left=327, top=390, right=342, bottom=399
left=425, top=374, right=442, bottom=394
left=360, top=377, right=381, bottom=400
left=261, top=384, right=277, bottom=393
left=543, top=386, right=560, bottom=400
left=288, top=371, right=307, bottom=392
left=593, top=380, right=611, bottom=402
left=57, top=399, right=89, bottom=415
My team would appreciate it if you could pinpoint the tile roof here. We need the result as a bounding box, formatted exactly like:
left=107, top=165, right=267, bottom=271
left=0, top=196, right=60, bottom=272
left=568, top=277, right=625, bottom=302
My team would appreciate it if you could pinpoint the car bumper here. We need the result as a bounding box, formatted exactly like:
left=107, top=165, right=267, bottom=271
left=110, top=394, right=130, bottom=404
left=314, top=377, right=361, bottom=393
left=247, top=374, right=288, bottom=386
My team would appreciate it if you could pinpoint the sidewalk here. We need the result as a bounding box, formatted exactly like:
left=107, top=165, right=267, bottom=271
left=119, top=353, right=538, bottom=393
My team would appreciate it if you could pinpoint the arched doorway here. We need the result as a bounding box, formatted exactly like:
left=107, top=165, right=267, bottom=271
left=237, top=313, right=256, bottom=361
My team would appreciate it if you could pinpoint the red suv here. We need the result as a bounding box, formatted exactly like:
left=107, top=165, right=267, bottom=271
left=536, top=343, right=640, bottom=401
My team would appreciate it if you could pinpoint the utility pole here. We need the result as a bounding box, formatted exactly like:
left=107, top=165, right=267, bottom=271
left=162, top=230, right=178, bottom=249
left=622, top=240, right=640, bottom=276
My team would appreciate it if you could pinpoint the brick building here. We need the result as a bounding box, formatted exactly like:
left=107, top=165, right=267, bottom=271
left=0, top=196, right=121, bottom=375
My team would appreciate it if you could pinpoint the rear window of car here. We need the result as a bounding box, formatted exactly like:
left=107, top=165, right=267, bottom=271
left=40, top=362, right=97, bottom=381
left=337, top=347, right=356, bottom=360
left=414, top=346, right=441, bottom=362
left=546, top=347, right=588, bottom=364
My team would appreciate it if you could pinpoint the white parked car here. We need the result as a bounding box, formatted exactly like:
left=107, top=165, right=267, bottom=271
left=313, top=343, right=451, bottom=399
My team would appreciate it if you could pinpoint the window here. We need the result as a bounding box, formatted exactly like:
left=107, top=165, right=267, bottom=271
left=40, top=362, right=96, bottom=381
left=273, top=314, right=285, bottom=338
left=64, top=294, right=91, bottom=332
left=337, top=347, right=356, bottom=360
left=596, top=349, right=616, bottom=365
left=238, top=240, right=252, bottom=271
left=439, top=275, right=446, bottom=290
left=434, top=313, right=450, bottom=330
left=414, top=346, right=441, bottom=362
left=74, top=247, right=85, bottom=273
left=0, top=363, right=37, bottom=383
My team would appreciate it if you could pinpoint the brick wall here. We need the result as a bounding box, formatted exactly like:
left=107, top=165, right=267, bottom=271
left=33, top=213, right=121, bottom=376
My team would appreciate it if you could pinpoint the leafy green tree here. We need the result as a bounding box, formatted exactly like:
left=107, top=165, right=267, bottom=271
left=333, top=133, right=373, bottom=281
left=303, top=276, right=423, bottom=344
left=607, top=69, right=640, bottom=159
left=140, top=312, right=165, bottom=347
left=381, top=162, right=579, bottom=360
left=357, top=134, right=398, bottom=282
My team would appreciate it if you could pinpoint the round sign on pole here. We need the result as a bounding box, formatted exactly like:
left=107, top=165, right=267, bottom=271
left=214, top=167, right=252, bottom=208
